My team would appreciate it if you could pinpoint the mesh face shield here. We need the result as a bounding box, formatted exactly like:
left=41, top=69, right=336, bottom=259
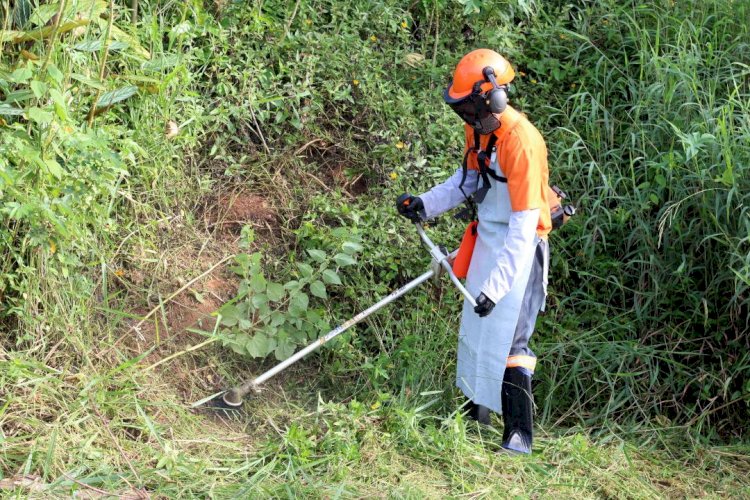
left=443, top=85, right=500, bottom=135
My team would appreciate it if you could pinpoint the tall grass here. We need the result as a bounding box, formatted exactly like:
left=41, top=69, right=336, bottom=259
left=528, top=0, right=750, bottom=438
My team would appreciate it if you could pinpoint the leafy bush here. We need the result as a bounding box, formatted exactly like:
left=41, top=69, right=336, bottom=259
left=0, top=1, right=209, bottom=336
left=217, top=229, right=362, bottom=360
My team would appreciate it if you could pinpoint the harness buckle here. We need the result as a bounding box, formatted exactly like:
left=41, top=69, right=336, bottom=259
left=476, top=150, right=489, bottom=167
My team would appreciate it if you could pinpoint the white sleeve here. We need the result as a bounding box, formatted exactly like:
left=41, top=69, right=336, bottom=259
left=480, top=208, right=539, bottom=304
left=418, top=168, right=480, bottom=220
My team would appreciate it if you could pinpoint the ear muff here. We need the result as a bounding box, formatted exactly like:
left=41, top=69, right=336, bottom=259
left=482, top=66, right=509, bottom=114
left=487, top=87, right=507, bottom=114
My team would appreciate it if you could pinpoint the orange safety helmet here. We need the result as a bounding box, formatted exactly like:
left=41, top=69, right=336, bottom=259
left=446, top=49, right=515, bottom=100
left=444, top=49, right=515, bottom=134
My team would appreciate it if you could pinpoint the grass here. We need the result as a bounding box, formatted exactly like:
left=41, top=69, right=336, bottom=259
left=2, top=349, right=749, bottom=497
left=2, top=0, right=750, bottom=497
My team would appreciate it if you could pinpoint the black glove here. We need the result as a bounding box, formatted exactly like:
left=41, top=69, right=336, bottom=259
left=473, top=293, right=495, bottom=317
left=396, top=193, right=424, bottom=222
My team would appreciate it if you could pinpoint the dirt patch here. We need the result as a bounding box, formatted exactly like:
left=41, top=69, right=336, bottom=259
left=210, top=190, right=276, bottom=233
left=296, top=138, right=369, bottom=197
left=331, top=163, right=368, bottom=195
left=133, top=189, right=279, bottom=338
left=113, top=187, right=289, bottom=402
left=140, top=276, right=234, bottom=341
left=201, top=188, right=285, bottom=252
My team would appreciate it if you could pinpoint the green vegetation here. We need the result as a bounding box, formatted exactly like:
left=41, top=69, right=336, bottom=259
left=1, top=0, right=748, bottom=496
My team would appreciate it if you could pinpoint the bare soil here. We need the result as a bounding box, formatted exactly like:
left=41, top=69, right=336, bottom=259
left=116, top=188, right=286, bottom=404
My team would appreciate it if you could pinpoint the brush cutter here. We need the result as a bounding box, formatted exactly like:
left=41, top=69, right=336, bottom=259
left=196, top=222, right=475, bottom=410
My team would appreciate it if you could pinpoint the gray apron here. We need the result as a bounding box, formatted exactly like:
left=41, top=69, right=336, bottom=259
left=456, top=150, right=544, bottom=414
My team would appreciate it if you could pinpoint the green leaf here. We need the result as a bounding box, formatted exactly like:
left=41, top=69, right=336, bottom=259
left=305, top=310, right=329, bottom=336
left=31, top=0, right=108, bottom=27
left=9, top=67, right=32, bottom=83
left=28, top=107, right=53, bottom=125
left=331, top=227, right=351, bottom=239
left=73, top=39, right=129, bottom=52
left=342, top=241, right=363, bottom=255
left=266, top=282, right=285, bottom=302
left=306, top=310, right=322, bottom=325
left=240, top=226, right=255, bottom=247
left=290, top=327, right=308, bottom=342
left=30, top=80, right=47, bottom=98
left=236, top=279, right=249, bottom=298
left=71, top=73, right=107, bottom=90
left=13, top=0, right=33, bottom=27
left=274, top=339, right=296, bottom=360
left=227, top=337, right=247, bottom=355
left=269, top=311, right=286, bottom=327
left=142, top=54, right=181, bottom=72
left=219, top=304, right=240, bottom=327
left=306, top=322, right=321, bottom=338
left=49, top=89, right=68, bottom=120
left=108, top=41, right=131, bottom=52
left=170, top=21, right=192, bottom=36
left=310, top=280, right=327, bottom=299
left=250, top=273, right=267, bottom=293
left=251, top=293, right=268, bottom=309
left=290, top=293, right=309, bottom=314
left=334, top=253, right=357, bottom=266
left=322, top=269, right=342, bottom=285
left=246, top=332, right=272, bottom=357
left=43, top=158, right=63, bottom=179
left=100, top=22, right=151, bottom=59
left=0, top=30, right=23, bottom=43
left=306, top=249, right=327, bottom=262
left=96, top=85, right=138, bottom=108
left=261, top=323, right=277, bottom=337
left=73, top=40, right=103, bottom=51
left=284, top=280, right=300, bottom=290
left=233, top=253, right=252, bottom=273
left=256, top=301, right=271, bottom=318
left=297, top=262, right=314, bottom=278
left=4, top=89, right=34, bottom=104
left=46, top=64, right=64, bottom=83
left=0, top=104, right=25, bottom=116
left=29, top=2, right=62, bottom=26
left=716, top=165, right=735, bottom=187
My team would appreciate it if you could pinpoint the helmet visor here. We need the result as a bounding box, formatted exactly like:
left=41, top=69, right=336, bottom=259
left=443, top=86, right=500, bottom=135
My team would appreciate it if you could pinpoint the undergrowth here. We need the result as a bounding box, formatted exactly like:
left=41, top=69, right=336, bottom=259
left=1, top=0, right=749, bottom=496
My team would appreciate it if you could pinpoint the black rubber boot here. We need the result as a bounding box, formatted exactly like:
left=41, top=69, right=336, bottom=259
left=500, top=367, right=534, bottom=454
left=464, top=399, right=492, bottom=425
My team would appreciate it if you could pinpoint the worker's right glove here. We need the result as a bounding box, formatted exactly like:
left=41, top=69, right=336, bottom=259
left=396, top=193, right=424, bottom=222
left=474, top=293, right=495, bottom=317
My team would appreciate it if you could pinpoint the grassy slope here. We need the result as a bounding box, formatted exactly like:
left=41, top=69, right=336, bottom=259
left=2, top=0, right=750, bottom=497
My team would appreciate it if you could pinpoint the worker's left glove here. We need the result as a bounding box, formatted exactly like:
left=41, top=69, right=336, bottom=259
left=396, top=193, right=424, bottom=222
left=474, top=293, right=495, bottom=317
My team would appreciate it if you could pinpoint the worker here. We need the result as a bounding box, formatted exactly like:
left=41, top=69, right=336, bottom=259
left=396, top=49, right=552, bottom=454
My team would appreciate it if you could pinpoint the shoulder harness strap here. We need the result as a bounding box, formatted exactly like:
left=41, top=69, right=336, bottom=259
left=458, top=129, right=508, bottom=212
left=457, top=130, right=479, bottom=219
left=477, top=133, right=507, bottom=183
